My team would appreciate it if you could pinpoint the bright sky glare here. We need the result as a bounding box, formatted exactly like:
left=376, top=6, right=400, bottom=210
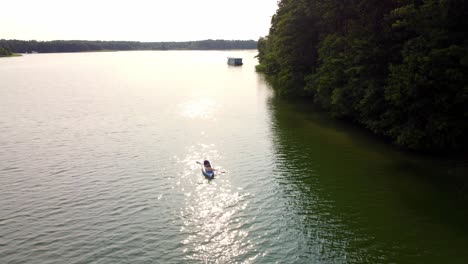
left=1, top=0, right=278, bottom=42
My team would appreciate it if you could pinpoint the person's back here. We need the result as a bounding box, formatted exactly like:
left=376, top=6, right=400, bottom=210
left=203, top=160, right=214, bottom=172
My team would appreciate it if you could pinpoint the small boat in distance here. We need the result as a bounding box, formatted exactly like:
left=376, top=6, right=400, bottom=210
left=227, top=57, right=243, bottom=66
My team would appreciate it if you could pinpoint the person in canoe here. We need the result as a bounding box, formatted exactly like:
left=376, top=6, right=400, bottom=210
left=203, top=160, right=216, bottom=173
left=196, top=160, right=219, bottom=178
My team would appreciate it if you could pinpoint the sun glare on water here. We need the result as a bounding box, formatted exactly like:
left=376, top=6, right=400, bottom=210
left=179, top=99, right=218, bottom=120
left=173, top=144, right=257, bottom=263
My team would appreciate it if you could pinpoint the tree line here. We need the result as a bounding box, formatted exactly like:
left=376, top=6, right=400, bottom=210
left=0, top=39, right=257, bottom=53
left=0, top=46, right=13, bottom=56
left=256, top=0, right=468, bottom=152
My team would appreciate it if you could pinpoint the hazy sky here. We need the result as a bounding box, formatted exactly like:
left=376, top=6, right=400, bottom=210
left=1, top=0, right=278, bottom=42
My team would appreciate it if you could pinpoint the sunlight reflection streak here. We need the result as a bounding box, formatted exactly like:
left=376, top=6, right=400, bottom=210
left=177, top=143, right=257, bottom=263
left=179, top=99, right=217, bottom=120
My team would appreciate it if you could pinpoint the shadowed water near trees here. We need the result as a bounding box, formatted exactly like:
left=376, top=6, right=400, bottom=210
left=256, top=0, right=468, bottom=152
left=267, top=95, right=468, bottom=263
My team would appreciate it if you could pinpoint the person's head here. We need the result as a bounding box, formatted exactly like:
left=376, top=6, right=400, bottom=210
left=203, top=160, right=210, bottom=166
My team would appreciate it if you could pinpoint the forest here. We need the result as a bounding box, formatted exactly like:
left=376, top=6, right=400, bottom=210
left=0, top=47, right=13, bottom=57
left=256, top=0, right=468, bottom=152
left=0, top=39, right=257, bottom=53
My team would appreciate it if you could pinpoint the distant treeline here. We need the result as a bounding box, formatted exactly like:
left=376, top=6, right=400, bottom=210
left=0, top=39, right=257, bottom=53
left=0, top=46, right=13, bottom=57
left=256, top=0, right=468, bottom=152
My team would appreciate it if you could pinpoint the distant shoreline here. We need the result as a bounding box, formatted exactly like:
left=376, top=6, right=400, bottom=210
left=0, top=53, right=22, bottom=58
left=1, top=39, right=258, bottom=54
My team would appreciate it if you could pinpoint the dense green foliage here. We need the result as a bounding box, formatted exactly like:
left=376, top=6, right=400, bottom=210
left=0, top=39, right=257, bottom=53
left=0, top=46, right=12, bottom=57
left=257, top=0, right=468, bottom=152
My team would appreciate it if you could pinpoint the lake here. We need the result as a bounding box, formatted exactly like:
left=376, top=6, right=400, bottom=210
left=1, top=50, right=467, bottom=263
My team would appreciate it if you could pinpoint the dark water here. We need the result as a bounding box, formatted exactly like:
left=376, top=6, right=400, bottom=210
left=0, top=51, right=467, bottom=263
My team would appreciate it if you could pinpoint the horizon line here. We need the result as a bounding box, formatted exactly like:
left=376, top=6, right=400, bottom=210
left=1, top=38, right=259, bottom=43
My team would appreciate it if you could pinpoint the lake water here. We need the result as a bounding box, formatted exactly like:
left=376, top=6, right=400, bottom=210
left=1, top=50, right=467, bottom=264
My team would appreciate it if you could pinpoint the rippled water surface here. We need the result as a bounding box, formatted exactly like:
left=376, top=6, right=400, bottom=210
left=1, top=51, right=467, bottom=263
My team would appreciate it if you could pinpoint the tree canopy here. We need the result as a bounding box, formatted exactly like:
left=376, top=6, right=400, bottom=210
left=0, top=46, right=12, bottom=57
left=257, top=0, right=468, bottom=152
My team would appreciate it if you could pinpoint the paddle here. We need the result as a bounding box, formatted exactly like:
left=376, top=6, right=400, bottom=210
left=195, top=161, right=225, bottom=173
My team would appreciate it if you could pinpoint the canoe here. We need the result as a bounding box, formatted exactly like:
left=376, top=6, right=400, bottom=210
left=202, top=167, right=214, bottom=179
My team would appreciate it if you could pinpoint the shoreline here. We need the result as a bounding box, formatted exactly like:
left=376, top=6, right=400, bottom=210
left=0, top=53, right=22, bottom=58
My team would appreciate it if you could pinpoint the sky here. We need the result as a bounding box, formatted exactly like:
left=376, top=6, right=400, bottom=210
left=1, top=0, right=278, bottom=42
